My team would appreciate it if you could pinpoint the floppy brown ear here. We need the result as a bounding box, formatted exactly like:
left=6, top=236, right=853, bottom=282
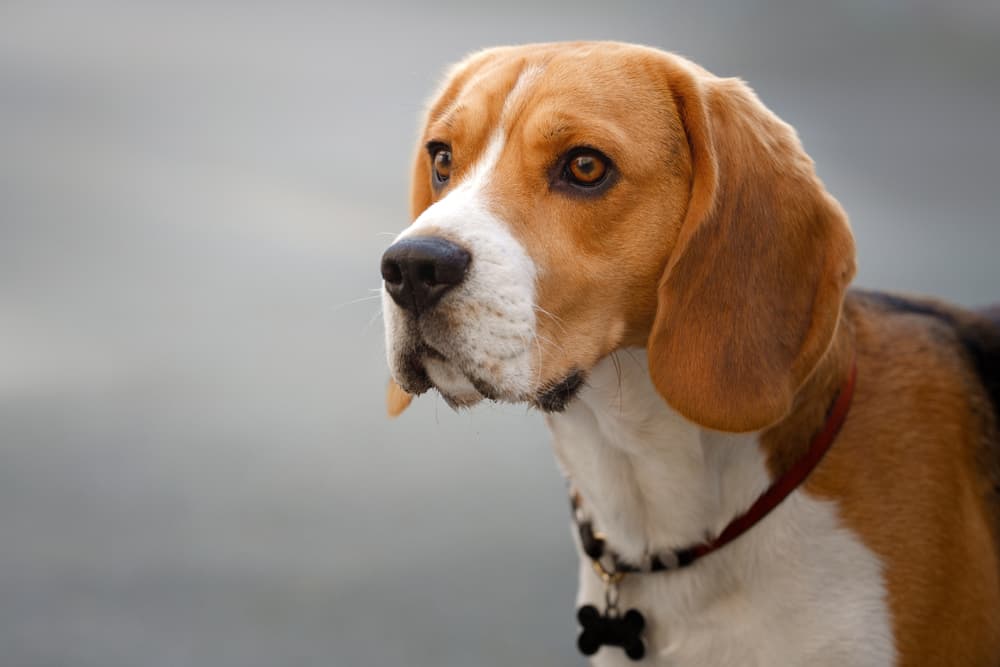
left=386, top=378, right=413, bottom=417
left=647, top=65, right=856, bottom=432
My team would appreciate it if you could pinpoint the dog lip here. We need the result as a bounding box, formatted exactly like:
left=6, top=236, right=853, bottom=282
left=421, top=344, right=447, bottom=362
left=468, top=376, right=501, bottom=401
left=395, top=350, right=433, bottom=395
left=534, top=369, right=586, bottom=412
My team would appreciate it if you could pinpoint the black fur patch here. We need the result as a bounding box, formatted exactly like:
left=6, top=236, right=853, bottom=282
left=535, top=370, right=586, bottom=412
left=470, top=377, right=500, bottom=402
left=863, top=291, right=955, bottom=322
left=964, top=311, right=1000, bottom=429
left=399, top=354, right=433, bottom=395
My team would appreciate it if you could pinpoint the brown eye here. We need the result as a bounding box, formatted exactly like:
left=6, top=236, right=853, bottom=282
left=566, top=151, right=608, bottom=186
left=432, top=148, right=452, bottom=184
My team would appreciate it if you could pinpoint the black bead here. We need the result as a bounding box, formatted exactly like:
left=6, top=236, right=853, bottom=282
left=579, top=522, right=605, bottom=560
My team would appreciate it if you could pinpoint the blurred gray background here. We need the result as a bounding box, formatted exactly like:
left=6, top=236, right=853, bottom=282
left=1, top=1, right=998, bottom=666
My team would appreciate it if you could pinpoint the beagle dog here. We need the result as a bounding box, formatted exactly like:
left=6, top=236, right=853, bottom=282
left=379, top=42, right=1000, bottom=666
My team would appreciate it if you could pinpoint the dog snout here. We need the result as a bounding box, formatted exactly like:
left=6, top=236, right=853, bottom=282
left=381, top=236, right=471, bottom=314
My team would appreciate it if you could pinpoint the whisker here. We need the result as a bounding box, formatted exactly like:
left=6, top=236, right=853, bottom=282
left=535, top=332, right=569, bottom=356
left=610, top=350, right=624, bottom=415
left=623, top=348, right=644, bottom=370
left=362, top=307, right=383, bottom=333
left=332, top=294, right=382, bottom=312
left=533, top=305, right=569, bottom=334
left=512, top=329, right=546, bottom=392
left=533, top=333, right=544, bottom=389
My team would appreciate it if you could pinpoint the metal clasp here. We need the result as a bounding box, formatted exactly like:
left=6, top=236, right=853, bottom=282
left=591, top=558, right=626, bottom=585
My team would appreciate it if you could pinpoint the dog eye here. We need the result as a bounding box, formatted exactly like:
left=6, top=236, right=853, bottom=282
left=432, top=148, right=452, bottom=185
left=565, top=150, right=609, bottom=187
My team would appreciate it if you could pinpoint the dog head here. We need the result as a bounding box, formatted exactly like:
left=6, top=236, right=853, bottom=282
left=381, top=42, right=855, bottom=431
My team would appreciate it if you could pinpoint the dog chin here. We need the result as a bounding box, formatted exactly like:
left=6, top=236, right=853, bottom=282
left=424, top=362, right=587, bottom=416
left=403, top=353, right=587, bottom=413
left=423, top=357, right=485, bottom=408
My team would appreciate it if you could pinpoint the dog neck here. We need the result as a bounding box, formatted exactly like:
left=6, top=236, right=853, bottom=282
left=545, top=333, right=854, bottom=566
left=546, top=349, right=770, bottom=565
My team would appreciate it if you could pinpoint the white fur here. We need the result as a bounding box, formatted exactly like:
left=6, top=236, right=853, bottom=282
left=548, top=351, right=896, bottom=666
left=383, top=70, right=542, bottom=405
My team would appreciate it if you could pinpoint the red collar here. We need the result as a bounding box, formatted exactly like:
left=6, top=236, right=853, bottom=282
left=572, top=358, right=858, bottom=576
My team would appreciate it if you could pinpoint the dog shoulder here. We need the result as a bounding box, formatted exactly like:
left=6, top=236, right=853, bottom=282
left=848, top=289, right=1000, bottom=526
left=849, top=289, right=1000, bottom=427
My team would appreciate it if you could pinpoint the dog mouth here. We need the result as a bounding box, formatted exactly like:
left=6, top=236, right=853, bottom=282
left=395, top=343, right=586, bottom=413
left=401, top=345, right=501, bottom=409
left=390, top=343, right=477, bottom=406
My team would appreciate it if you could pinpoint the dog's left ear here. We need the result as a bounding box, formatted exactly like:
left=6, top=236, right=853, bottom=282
left=647, top=64, right=856, bottom=432
left=386, top=379, right=413, bottom=417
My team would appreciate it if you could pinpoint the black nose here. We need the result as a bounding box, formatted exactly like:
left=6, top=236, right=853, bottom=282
left=381, top=237, right=471, bottom=314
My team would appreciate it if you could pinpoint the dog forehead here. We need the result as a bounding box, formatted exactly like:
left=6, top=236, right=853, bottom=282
left=424, top=42, right=672, bottom=140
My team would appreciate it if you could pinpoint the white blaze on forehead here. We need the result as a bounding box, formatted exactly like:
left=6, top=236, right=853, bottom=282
left=401, top=64, right=545, bottom=240
left=500, top=64, right=545, bottom=125
left=436, top=56, right=544, bottom=127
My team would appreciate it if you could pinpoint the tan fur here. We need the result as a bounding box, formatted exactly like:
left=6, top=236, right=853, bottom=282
left=410, top=43, right=695, bottom=395
left=388, top=42, right=1000, bottom=663
left=386, top=379, right=412, bottom=417
left=763, top=295, right=1000, bottom=666
left=647, top=68, right=857, bottom=432
left=400, top=42, right=855, bottom=431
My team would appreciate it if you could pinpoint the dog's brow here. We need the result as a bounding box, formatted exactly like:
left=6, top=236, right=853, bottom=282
left=543, top=123, right=572, bottom=140
left=439, top=107, right=461, bottom=129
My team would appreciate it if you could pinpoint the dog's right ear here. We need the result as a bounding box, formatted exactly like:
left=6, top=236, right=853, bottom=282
left=386, top=379, right=413, bottom=417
